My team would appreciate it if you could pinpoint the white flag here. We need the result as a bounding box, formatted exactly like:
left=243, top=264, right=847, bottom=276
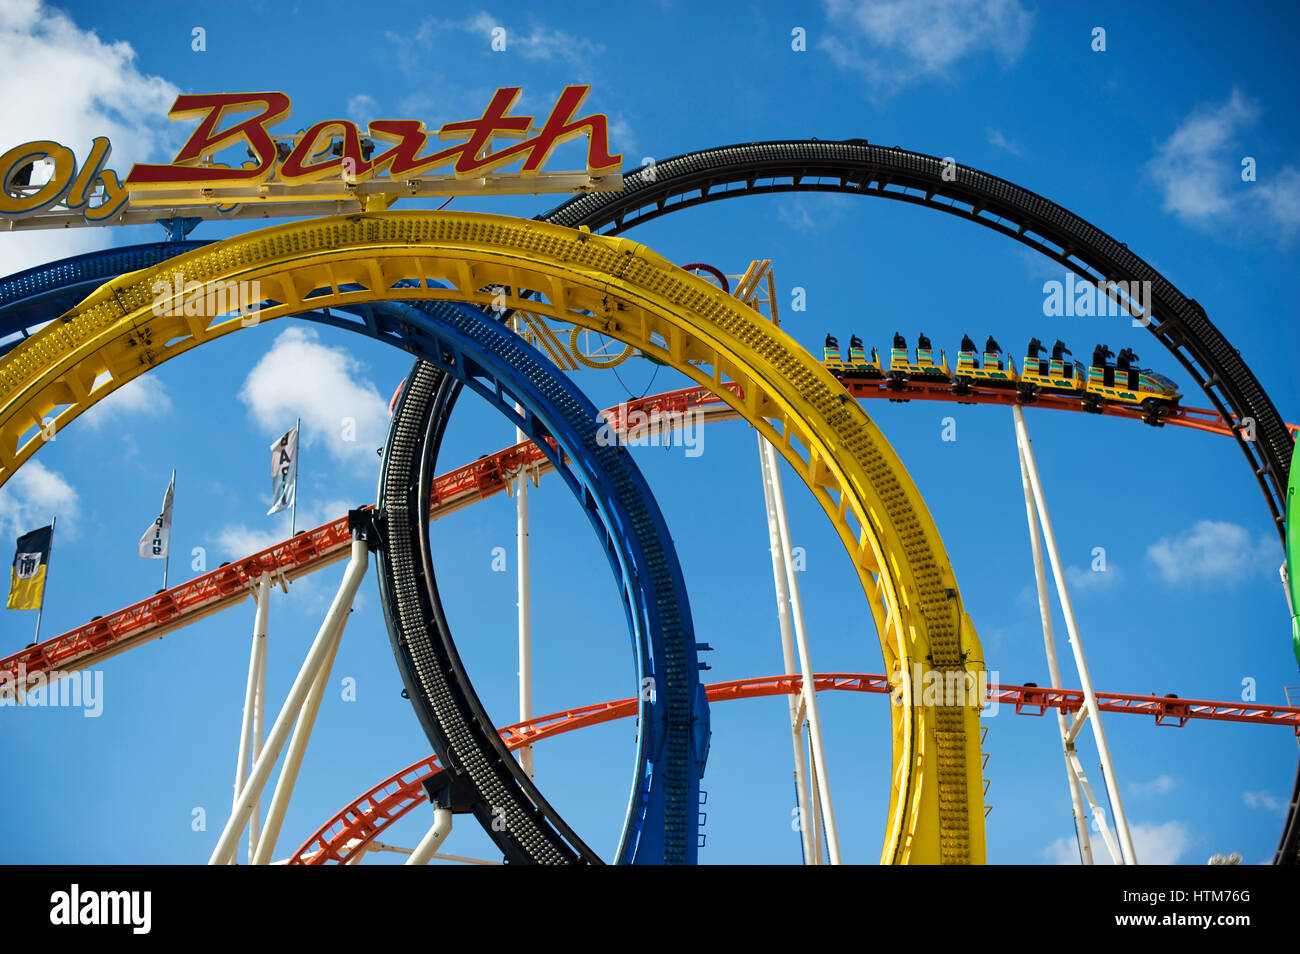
left=268, top=425, right=298, bottom=516
left=138, top=473, right=174, bottom=559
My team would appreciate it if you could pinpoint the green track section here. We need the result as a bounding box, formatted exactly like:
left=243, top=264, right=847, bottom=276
left=1288, top=441, right=1299, bottom=667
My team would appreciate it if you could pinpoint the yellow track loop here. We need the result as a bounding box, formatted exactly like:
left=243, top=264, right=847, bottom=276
left=567, top=324, right=635, bottom=369
left=0, top=212, right=985, bottom=863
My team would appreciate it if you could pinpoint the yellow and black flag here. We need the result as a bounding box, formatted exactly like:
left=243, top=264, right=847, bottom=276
left=8, top=525, right=53, bottom=610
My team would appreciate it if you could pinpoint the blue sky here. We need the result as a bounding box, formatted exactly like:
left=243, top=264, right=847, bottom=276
left=0, top=0, right=1298, bottom=865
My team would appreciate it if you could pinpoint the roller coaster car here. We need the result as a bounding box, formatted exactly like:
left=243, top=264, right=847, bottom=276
left=823, top=335, right=882, bottom=379
left=953, top=349, right=1017, bottom=393
left=845, top=339, right=884, bottom=379
left=887, top=344, right=950, bottom=388
left=1083, top=364, right=1181, bottom=421
left=823, top=333, right=1182, bottom=425
left=1018, top=351, right=1085, bottom=400
left=823, top=337, right=847, bottom=373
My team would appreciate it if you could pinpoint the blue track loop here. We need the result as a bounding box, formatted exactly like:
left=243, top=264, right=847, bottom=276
left=333, top=296, right=708, bottom=864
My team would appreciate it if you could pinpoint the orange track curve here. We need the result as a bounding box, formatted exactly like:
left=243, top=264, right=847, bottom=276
left=289, top=673, right=1300, bottom=864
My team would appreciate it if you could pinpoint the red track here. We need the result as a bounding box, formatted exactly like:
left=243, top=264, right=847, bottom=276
left=289, top=672, right=1300, bottom=864
left=3, top=374, right=1288, bottom=696
left=840, top=377, right=1273, bottom=438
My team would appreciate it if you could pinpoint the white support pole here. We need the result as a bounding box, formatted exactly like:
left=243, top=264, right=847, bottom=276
left=162, top=471, right=173, bottom=591
left=515, top=417, right=534, bottom=780
left=31, top=516, right=55, bottom=648
left=759, top=436, right=842, bottom=865
left=514, top=315, right=534, bottom=781
left=249, top=608, right=267, bottom=864
left=1065, top=709, right=1088, bottom=747
left=209, top=537, right=369, bottom=865
left=231, top=572, right=270, bottom=864
left=809, top=747, right=825, bottom=864
left=405, top=809, right=455, bottom=865
left=251, top=601, right=348, bottom=865
left=1014, top=441, right=1095, bottom=864
left=290, top=416, right=300, bottom=537
left=757, top=433, right=816, bottom=865
left=1065, top=748, right=1123, bottom=863
left=1012, top=406, right=1138, bottom=865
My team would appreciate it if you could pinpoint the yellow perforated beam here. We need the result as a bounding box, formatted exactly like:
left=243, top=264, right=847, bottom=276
left=0, top=212, right=986, bottom=863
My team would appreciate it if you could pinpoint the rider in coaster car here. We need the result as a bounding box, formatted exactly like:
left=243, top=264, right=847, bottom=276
left=961, top=333, right=976, bottom=353
left=918, top=332, right=932, bottom=352
left=893, top=331, right=906, bottom=350
left=983, top=335, right=1003, bottom=369
left=1027, top=337, right=1044, bottom=359
left=825, top=333, right=839, bottom=350
left=1092, top=343, right=1114, bottom=367
left=1051, top=340, right=1071, bottom=360
left=1116, top=347, right=1138, bottom=370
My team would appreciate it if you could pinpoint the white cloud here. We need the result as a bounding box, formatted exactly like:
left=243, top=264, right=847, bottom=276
left=607, top=117, right=637, bottom=158
left=778, top=202, right=817, bottom=232
left=1043, top=819, right=1191, bottom=865
left=1243, top=790, right=1284, bottom=815
left=397, top=13, right=603, bottom=77
left=384, top=18, right=617, bottom=164
left=346, top=94, right=378, bottom=127
left=986, top=127, right=1021, bottom=155
left=1015, top=246, right=1066, bottom=284
left=396, top=83, right=483, bottom=124
left=820, top=0, right=1033, bottom=94
left=1128, top=820, right=1192, bottom=865
left=0, top=0, right=178, bottom=158
left=210, top=497, right=356, bottom=561
left=1147, top=520, right=1274, bottom=585
left=777, top=194, right=853, bottom=233
left=458, top=11, right=604, bottom=67
left=238, top=327, right=390, bottom=470
left=1131, top=775, right=1179, bottom=797
left=211, top=524, right=284, bottom=561
left=1256, top=164, right=1300, bottom=241
left=0, top=458, right=79, bottom=540
left=79, top=376, right=172, bottom=430
left=1065, top=563, right=1121, bottom=593
left=0, top=0, right=180, bottom=275
left=1147, top=89, right=1257, bottom=221
left=1146, top=89, right=1300, bottom=244
left=1041, top=833, right=1082, bottom=865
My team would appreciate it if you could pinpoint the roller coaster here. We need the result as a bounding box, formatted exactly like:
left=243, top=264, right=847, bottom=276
left=825, top=333, right=1182, bottom=423
left=1, top=134, right=1297, bottom=866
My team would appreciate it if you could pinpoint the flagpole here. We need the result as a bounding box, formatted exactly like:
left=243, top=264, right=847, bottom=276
left=33, top=515, right=54, bottom=646
left=290, top=417, right=300, bottom=536
left=162, top=469, right=174, bottom=590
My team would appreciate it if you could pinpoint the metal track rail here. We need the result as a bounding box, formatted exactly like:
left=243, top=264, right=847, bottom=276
left=539, top=140, right=1293, bottom=540
left=290, top=673, right=1300, bottom=865
left=373, top=296, right=706, bottom=865
left=379, top=363, right=589, bottom=864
